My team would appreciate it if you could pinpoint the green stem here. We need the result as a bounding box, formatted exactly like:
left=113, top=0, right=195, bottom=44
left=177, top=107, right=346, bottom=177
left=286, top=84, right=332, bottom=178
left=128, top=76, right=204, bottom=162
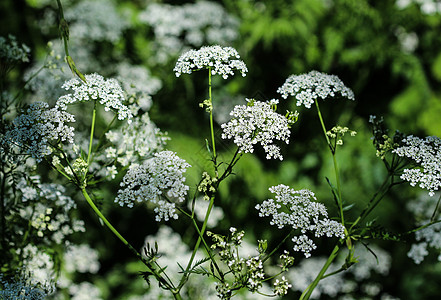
left=299, top=243, right=341, bottom=300
left=262, top=229, right=295, bottom=264
left=80, top=188, right=179, bottom=298
left=208, top=68, right=217, bottom=173
left=315, top=100, right=344, bottom=225
left=86, top=101, right=97, bottom=167
left=178, top=195, right=215, bottom=289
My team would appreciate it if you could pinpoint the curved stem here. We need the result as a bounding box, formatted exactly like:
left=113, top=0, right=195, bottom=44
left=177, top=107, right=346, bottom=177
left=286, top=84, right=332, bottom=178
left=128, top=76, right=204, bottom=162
left=315, top=100, right=344, bottom=225
left=80, top=188, right=180, bottom=298
left=208, top=68, right=217, bottom=174
left=86, top=100, right=97, bottom=167
left=178, top=195, right=215, bottom=289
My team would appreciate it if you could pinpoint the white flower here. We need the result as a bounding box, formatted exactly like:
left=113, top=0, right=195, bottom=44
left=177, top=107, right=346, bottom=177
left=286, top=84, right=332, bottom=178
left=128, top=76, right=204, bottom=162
left=256, top=184, right=345, bottom=257
left=115, top=151, right=191, bottom=221
left=174, top=45, right=247, bottom=79
left=3, top=102, right=75, bottom=162
left=393, top=135, right=441, bottom=196
left=64, top=244, right=100, bottom=274
left=273, top=276, right=291, bottom=296
left=277, top=70, right=355, bottom=108
left=0, top=34, right=30, bottom=65
left=56, top=73, right=132, bottom=122
left=221, top=99, right=292, bottom=160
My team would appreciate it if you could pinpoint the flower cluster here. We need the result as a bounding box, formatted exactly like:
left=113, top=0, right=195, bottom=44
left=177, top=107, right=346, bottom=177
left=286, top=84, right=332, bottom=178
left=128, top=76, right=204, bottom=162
left=277, top=71, right=355, bottom=108
left=139, top=1, right=239, bottom=65
left=326, top=126, right=357, bottom=146
left=392, top=135, right=441, bottom=196
left=256, top=184, right=345, bottom=257
left=221, top=99, right=294, bottom=160
left=3, top=102, right=75, bottom=162
left=65, top=0, right=129, bottom=43
left=115, top=151, right=191, bottom=221
left=0, top=274, right=48, bottom=299
left=197, top=172, right=218, bottom=201
left=273, top=276, right=291, bottom=296
left=174, top=45, right=248, bottom=79
left=407, top=192, right=441, bottom=263
left=0, top=35, right=30, bottom=67
left=105, top=113, right=169, bottom=170
left=56, top=73, right=132, bottom=122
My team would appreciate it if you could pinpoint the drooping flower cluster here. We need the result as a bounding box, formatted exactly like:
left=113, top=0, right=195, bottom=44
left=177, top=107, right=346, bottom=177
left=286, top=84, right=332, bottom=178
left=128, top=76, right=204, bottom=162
left=115, top=151, right=191, bottom=221
left=277, top=71, right=355, bottom=108
left=174, top=45, right=248, bottom=79
left=392, top=135, right=441, bottom=196
left=2, top=102, right=75, bottom=162
left=256, top=184, right=346, bottom=257
left=56, top=73, right=132, bottom=122
left=221, top=99, right=295, bottom=160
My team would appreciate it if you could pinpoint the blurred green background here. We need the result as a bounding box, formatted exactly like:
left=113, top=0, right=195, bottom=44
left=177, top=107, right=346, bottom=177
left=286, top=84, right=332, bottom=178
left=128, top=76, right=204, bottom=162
left=2, top=0, right=441, bottom=299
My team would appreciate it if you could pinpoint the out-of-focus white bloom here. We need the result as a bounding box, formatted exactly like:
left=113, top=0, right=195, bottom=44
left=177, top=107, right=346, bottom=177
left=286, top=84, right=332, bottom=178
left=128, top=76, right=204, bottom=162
left=139, top=1, right=239, bottom=64
left=188, top=197, right=224, bottom=228
left=105, top=113, right=169, bottom=170
left=395, top=27, right=419, bottom=53
left=116, top=63, right=162, bottom=113
left=19, top=244, right=55, bottom=287
left=396, top=0, right=441, bottom=15
left=0, top=35, right=30, bottom=66
left=56, top=73, right=132, bottom=122
left=407, top=242, right=430, bottom=264
left=349, top=244, right=391, bottom=280
left=393, top=135, right=441, bottom=197
left=69, top=282, right=102, bottom=300
left=287, top=257, right=344, bottom=299
left=64, top=244, right=100, bottom=274
left=3, top=102, right=75, bottom=162
left=256, top=184, right=345, bottom=257
left=174, top=45, right=248, bottom=79
left=277, top=71, right=355, bottom=109
left=221, top=99, right=293, bottom=160
left=65, top=0, right=129, bottom=42
left=115, top=151, right=191, bottom=221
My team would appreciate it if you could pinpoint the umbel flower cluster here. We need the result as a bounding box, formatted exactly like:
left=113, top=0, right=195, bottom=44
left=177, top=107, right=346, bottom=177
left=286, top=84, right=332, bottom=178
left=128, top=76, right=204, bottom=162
left=115, top=151, right=191, bottom=221
left=256, top=184, right=346, bottom=257
left=56, top=73, right=132, bottom=122
left=3, top=102, right=75, bottom=162
left=277, top=70, right=355, bottom=108
left=221, top=99, right=295, bottom=160
left=174, top=45, right=248, bottom=79
left=393, top=135, right=441, bottom=196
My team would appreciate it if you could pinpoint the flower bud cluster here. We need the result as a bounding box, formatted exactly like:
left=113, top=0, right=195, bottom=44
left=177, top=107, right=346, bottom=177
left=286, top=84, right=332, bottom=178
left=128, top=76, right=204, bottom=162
left=56, top=73, right=132, bottom=122
left=3, top=102, right=75, bottom=162
left=277, top=70, right=355, bottom=108
left=256, top=184, right=345, bottom=257
left=174, top=45, right=247, bottom=79
left=221, top=99, right=292, bottom=160
left=393, top=135, right=441, bottom=196
left=197, top=172, right=218, bottom=201
left=326, top=125, right=357, bottom=146
left=115, top=151, right=191, bottom=221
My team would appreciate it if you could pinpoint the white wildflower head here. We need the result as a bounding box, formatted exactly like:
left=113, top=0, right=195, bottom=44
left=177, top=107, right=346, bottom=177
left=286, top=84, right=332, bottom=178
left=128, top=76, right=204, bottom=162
left=277, top=70, right=355, bottom=108
left=221, top=99, right=294, bottom=160
left=256, top=184, right=345, bottom=257
left=0, top=274, right=48, bottom=299
left=3, top=102, right=75, bottom=162
left=392, top=135, right=441, bottom=196
left=0, top=35, right=30, bottom=69
left=56, top=73, right=132, bottom=122
left=273, top=276, right=291, bottom=296
left=115, top=151, right=191, bottom=222
left=174, top=45, right=248, bottom=79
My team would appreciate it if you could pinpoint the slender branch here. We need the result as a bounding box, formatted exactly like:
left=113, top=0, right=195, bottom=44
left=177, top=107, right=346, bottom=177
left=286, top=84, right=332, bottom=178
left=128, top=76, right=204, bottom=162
left=300, top=243, right=341, bottom=300
left=80, top=187, right=181, bottom=298
left=262, top=229, right=295, bottom=264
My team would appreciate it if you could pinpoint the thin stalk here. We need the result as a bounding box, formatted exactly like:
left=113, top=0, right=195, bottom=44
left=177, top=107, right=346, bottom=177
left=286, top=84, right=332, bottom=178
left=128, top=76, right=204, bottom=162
left=178, top=195, right=215, bottom=289
left=86, top=100, right=97, bottom=167
left=299, top=243, right=341, bottom=300
left=262, top=229, right=295, bottom=264
left=80, top=188, right=180, bottom=298
left=208, top=68, right=217, bottom=173
left=0, top=167, right=6, bottom=247
left=315, top=100, right=344, bottom=225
